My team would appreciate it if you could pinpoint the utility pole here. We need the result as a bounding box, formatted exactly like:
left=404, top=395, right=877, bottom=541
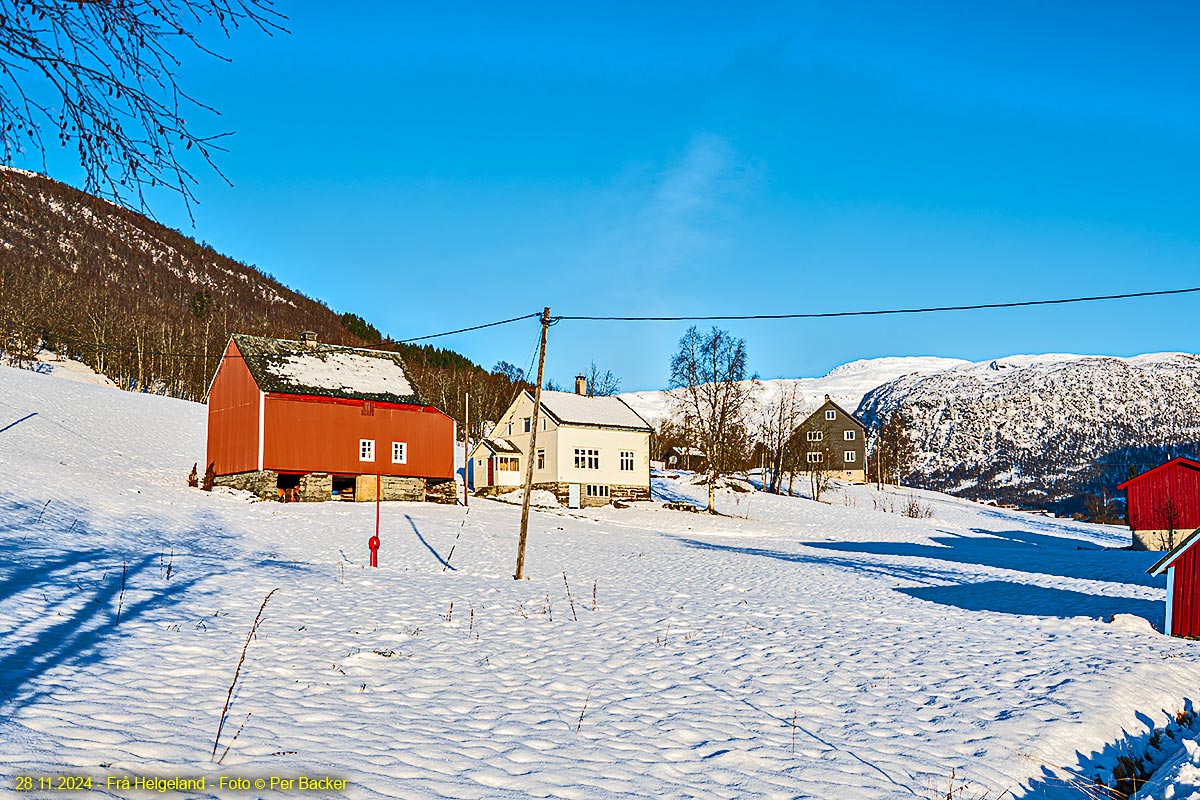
left=515, top=306, right=551, bottom=580
left=463, top=392, right=470, bottom=507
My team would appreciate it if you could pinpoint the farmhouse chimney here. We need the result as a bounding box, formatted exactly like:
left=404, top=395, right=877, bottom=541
left=575, top=374, right=587, bottom=395
left=824, top=394, right=830, bottom=402
left=301, top=331, right=318, bottom=348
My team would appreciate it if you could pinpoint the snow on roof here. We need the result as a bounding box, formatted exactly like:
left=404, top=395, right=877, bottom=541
left=232, top=334, right=423, bottom=405
left=483, top=437, right=522, bottom=454
left=536, top=390, right=653, bottom=431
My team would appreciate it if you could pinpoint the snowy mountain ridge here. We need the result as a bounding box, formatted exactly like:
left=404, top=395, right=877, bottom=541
left=857, top=351, right=1200, bottom=511
left=622, top=351, right=1200, bottom=512
left=619, top=355, right=970, bottom=423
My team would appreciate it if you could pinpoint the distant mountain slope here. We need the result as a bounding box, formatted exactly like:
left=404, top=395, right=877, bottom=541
left=856, top=353, right=1200, bottom=512
left=0, top=166, right=517, bottom=423
left=0, top=165, right=377, bottom=398
left=619, top=356, right=969, bottom=423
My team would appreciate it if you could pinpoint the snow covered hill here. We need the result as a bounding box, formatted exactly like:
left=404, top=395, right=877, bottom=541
left=2, top=363, right=1200, bottom=799
left=620, top=355, right=969, bottom=423
left=624, top=352, right=1200, bottom=514
left=858, top=353, right=1200, bottom=512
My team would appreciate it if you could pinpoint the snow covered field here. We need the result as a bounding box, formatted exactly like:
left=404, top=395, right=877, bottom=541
left=2, top=363, right=1199, bottom=799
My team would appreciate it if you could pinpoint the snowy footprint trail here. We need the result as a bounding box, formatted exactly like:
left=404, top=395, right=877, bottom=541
left=2, top=364, right=1199, bottom=799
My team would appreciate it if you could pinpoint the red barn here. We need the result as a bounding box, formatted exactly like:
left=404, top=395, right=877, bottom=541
left=1118, top=457, right=1200, bottom=551
left=1148, top=530, right=1200, bottom=638
left=206, top=333, right=454, bottom=502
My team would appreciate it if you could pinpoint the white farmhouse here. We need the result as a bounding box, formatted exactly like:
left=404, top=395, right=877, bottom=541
left=468, top=377, right=653, bottom=507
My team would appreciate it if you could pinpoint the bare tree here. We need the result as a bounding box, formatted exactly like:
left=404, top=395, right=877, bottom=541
left=756, top=384, right=804, bottom=494
left=583, top=361, right=621, bottom=396
left=1157, top=494, right=1182, bottom=550
left=871, top=411, right=914, bottom=488
left=0, top=0, right=285, bottom=218
left=668, top=326, right=755, bottom=513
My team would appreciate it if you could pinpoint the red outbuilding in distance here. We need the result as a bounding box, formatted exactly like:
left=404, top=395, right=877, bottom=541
left=205, top=332, right=454, bottom=502
left=1118, top=457, right=1200, bottom=551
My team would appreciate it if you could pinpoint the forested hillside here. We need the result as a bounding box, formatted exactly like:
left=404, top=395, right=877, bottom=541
left=0, top=166, right=521, bottom=428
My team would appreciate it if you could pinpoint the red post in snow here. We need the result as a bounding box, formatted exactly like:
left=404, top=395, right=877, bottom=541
left=370, top=472, right=381, bottom=567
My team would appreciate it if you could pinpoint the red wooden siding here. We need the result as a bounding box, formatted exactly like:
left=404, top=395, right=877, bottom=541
left=1171, top=546, right=1200, bottom=637
left=262, top=395, right=453, bottom=479
left=206, top=340, right=260, bottom=474
left=1121, top=460, right=1200, bottom=532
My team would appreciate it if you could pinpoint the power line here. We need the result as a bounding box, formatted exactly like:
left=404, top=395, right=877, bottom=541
left=556, top=286, right=1200, bottom=322
left=398, top=312, right=542, bottom=343
left=3, top=284, right=1197, bottom=362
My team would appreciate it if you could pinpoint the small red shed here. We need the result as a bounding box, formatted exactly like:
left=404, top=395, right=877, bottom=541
left=1117, top=457, right=1200, bottom=551
left=1148, top=528, right=1200, bottom=638
left=205, top=333, right=454, bottom=501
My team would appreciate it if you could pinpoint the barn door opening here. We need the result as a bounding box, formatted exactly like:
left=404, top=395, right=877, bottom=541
left=332, top=476, right=355, bottom=501
left=276, top=473, right=301, bottom=502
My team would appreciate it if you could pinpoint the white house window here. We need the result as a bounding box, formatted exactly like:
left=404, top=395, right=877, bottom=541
left=542, top=418, right=547, bottom=431
left=807, top=452, right=823, bottom=463
left=574, top=448, right=600, bottom=469
left=359, top=439, right=375, bottom=462
left=807, top=431, right=823, bottom=442
left=392, top=442, right=407, bottom=464
left=506, top=421, right=513, bottom=435
left=844, top=450, right=856, bottom=462
left=586, top=484, right=610, bottom=498
left=620, top=450, right=634, bottom=471
left=825, top=410, right=836, bottom=421
left=537, top=449, right=545, bottom=469
left=844, top=430, right=856, bottom=441
left=496, top=456, right=520, bottom=471
left=523, top=417, right=532, bottom=433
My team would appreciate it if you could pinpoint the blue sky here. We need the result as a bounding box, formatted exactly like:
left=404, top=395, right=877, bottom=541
left=22, top=2, right=1200, bottom=390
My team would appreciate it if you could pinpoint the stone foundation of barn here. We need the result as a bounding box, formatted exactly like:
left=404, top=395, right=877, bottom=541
left=425, top=479, right=459, bottom=504
left=353, top=475, right=426, bottom=502
left=214, top=470, right=279, bottom=500
left=1132, top=529, right=1187, bottom=551
left=300, top=473, right=333, bottom=502
left=212, top=470, right=431, bottom=502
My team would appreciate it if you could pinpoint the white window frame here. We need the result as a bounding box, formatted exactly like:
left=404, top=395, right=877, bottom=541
left=523, top=417, right=532, bottom=433
left=586, top=484, right=610, bottom=498
left=825, top=410, right=837, bottom=421
left=844, top=450, right=856, bottom=463
left=844, top=430, right=856, bottom=441
left=807, top=451, right=823, bottom=463
left=807, top=431, right=823, bottom=442
left=392, top=441, right=407, bottom=464
left=359, top=439, right=375, bottom=463
left=620, top=450, right=634, bottom=471
left=574, top=448, right=600, bottom=469
left=537, top=449, right=545, bottom=469
left=506, top=421, right=513, bottom=435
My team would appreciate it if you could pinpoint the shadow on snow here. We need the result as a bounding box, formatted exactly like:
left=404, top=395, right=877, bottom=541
left=0, top=493, right=261, bottom=713
left=675, top=535, right=1161, bottom=625
left=804, top=528, right=1162, bottom=588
